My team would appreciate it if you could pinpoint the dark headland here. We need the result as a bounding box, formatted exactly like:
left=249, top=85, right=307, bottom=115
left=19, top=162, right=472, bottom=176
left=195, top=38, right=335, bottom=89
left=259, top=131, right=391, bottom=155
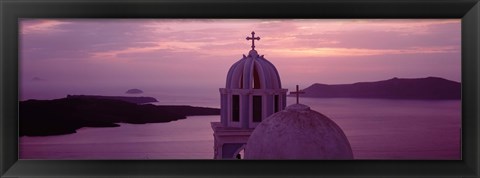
left=20, top=96, right=220, bottom=136
left=67, top=95, right=156, bottom=104
left=290, top=77, right=461, bottom=100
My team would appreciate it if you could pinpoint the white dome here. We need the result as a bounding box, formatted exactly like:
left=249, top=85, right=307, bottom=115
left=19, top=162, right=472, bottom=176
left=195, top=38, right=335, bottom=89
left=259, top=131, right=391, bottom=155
left=244, top=104, right=353, bottom=159
left=226, top=49, right=282, bottom=89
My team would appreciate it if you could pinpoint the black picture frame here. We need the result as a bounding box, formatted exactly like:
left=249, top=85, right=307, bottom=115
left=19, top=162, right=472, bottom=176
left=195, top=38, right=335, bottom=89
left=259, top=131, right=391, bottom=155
left=1, top=0, right=479, bottom=177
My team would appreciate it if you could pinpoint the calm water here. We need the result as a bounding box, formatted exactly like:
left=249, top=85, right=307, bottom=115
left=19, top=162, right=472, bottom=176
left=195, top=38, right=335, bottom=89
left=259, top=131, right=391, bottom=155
left=19, top=96, right=461, bottom=160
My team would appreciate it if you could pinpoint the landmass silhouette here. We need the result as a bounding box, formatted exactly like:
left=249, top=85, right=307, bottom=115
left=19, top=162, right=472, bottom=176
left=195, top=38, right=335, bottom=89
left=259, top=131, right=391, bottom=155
left=67, top=95, right=156, bottom=104
left=21, top=77, right=460, bottom=136
left=290, top=77, right=460, bottom=100
left=20, top=96, right=219, bottom=136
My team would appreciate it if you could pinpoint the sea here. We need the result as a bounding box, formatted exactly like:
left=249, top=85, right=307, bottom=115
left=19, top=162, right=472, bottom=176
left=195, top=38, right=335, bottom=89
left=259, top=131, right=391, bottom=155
left=19, top=91, right=461, bottom=160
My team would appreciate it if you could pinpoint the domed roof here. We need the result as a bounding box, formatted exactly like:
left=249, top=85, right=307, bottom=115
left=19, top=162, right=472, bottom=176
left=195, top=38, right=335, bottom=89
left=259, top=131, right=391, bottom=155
left=244, top=104, right=353, bottom=159
left=225, top=49, right=282, bottom=89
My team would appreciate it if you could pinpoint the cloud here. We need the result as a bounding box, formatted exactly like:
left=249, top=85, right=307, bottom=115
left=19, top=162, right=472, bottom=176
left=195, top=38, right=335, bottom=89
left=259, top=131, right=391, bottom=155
left=21, top=19, right=71, bottom=34
left=19, top=19, right=461, bottom=94
left=254, top=19, right=461, bottom=52
left=267, top=46, right=459, bottom=58
left=20, top=19, right=461, bottom=62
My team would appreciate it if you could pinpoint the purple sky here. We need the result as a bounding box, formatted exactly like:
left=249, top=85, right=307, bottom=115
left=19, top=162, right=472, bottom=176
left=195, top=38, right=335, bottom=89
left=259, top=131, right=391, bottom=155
left=20, top=19, right=461, bottom=100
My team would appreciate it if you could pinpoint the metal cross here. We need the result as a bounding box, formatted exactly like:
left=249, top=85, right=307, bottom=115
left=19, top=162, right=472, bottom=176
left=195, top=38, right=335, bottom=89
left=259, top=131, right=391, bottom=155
left=246, top=31, right=260, bottom=50
left=290, top=85, right=305, bottom=104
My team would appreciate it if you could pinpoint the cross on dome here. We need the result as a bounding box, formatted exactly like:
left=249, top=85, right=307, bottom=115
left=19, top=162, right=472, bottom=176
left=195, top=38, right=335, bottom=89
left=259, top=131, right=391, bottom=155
left=246, top=31, right=260, bottom=50
left=291, top=85, right=305, bottom=104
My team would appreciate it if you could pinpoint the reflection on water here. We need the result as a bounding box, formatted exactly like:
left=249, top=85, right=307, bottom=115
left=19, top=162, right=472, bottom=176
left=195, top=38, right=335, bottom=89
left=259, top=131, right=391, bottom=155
left=19, top=97, right=461, bottom=160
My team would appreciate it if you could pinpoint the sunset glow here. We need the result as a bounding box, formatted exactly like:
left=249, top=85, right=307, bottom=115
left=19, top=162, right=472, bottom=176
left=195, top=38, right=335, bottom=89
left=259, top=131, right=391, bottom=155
left=19, top=19, right=462, bottom=160
left=20, top=19, right=461, bottom=100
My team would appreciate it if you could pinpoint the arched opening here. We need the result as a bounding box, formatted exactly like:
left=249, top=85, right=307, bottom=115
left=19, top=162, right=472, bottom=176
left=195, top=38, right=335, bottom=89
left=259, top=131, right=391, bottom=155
left=252, top=95, right=262, bottom=122
left=232, top=95, right=240, bottom=122
left=253, top=66, right=261, bottom=89
left=233, top=145, right=246, bottom=160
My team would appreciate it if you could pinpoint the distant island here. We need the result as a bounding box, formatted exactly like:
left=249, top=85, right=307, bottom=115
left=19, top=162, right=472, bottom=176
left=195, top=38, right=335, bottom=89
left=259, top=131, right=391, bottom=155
left=20, top=96, right=220, bottom=136
left=126, top=88, right=144, bottom=94
left=290, top=77, right=461, bottom=100
left=67, top=95, right=157, bottom=104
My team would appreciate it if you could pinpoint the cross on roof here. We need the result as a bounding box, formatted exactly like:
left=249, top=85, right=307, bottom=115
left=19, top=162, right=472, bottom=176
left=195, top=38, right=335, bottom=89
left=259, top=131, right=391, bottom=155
left=290, top=85, right=305, bottom=104
left=246, top=31, right=260, bottom=50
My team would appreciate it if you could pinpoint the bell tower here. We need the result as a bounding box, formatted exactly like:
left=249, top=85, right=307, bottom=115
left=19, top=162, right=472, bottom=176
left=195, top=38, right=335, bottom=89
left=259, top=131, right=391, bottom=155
left=211, top=32, right=288, bottom=159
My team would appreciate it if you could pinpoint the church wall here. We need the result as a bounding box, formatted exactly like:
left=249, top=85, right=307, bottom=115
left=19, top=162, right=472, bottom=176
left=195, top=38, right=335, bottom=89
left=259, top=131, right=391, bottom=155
left=240, top=95, right=250, bottom=129
left=222, top=143, right=245, bottom=159
left=211, top=127, right=253, bottom=159
left=221, top=88, right=288, bottom=128
left=265, top=95, right=273, bottom=117
left=220, top=93, right=228, bottom=127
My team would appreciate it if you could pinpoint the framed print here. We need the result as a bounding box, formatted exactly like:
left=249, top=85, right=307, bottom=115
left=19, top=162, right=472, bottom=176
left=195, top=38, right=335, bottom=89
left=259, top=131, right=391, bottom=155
left=1, top=0, right=479, bottom=177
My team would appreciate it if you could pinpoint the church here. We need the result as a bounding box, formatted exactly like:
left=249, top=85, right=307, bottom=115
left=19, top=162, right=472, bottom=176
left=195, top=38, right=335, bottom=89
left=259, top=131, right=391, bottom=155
left=211, top=32, right=353, bottom=159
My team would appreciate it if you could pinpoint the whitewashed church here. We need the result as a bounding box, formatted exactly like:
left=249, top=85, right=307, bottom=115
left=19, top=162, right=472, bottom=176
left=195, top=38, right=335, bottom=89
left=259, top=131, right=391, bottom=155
left=211, top=32, right=353, bottom=160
